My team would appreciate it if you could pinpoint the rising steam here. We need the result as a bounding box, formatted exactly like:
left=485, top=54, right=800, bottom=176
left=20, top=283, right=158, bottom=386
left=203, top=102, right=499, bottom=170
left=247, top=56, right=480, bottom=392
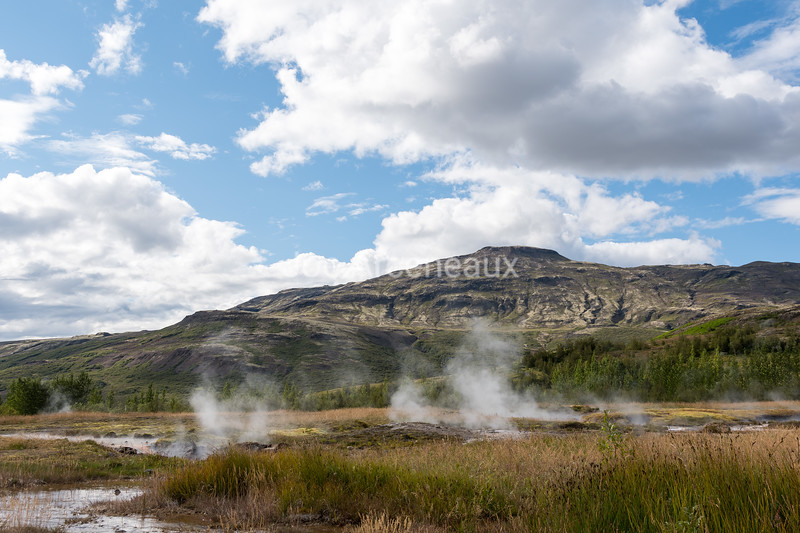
left=391, top=319, right=578, bottom=428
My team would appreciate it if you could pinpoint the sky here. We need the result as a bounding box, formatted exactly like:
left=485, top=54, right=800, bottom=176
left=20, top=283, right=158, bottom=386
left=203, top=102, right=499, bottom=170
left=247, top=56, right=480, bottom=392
left=1, top=0, right=799, bottom=340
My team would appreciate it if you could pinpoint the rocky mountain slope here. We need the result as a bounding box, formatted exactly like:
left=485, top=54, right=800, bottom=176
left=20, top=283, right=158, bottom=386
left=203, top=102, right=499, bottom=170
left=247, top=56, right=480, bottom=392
left=236, top=246, right=800, bottom=330
left=1, top=246, right=798, bottom=396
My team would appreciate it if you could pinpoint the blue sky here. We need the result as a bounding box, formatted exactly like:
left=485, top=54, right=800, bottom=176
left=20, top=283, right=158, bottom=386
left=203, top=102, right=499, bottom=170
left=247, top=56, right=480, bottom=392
left=1, top=0, right=799, bottom=339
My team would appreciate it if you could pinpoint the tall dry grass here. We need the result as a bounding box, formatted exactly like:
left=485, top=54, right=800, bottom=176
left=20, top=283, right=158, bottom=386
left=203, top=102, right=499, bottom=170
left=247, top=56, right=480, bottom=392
left=131, top=428, right=800, bottom=531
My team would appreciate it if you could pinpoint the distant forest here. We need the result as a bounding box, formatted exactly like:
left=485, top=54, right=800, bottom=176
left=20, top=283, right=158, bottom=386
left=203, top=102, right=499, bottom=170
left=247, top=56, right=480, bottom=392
left=513, top=319, right=800, bottom=402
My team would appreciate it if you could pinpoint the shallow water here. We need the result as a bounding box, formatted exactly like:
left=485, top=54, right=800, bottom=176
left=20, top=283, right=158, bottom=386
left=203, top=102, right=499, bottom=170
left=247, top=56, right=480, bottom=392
left=666, top=422, right=770, bottom=432
left=0, top=431, right=225, bottom=458
left=0, top=484, right=207, bottom=532
left=2, top=431, right=160, bottom=452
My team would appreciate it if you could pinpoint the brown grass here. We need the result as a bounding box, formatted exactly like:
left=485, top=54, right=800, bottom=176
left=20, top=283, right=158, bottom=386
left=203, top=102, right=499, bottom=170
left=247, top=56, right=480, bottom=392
left=121, top=428, right=800, bottom=531
left=0, top=436, right=178, bottom=487
left=5, top=406, right=800, bottom=530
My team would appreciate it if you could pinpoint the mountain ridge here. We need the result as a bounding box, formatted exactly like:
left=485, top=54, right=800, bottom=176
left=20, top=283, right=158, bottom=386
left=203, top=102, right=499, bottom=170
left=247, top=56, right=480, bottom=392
left=233, top=246, right=800, bottom=331
left=1, top=246, right=798, bottom=397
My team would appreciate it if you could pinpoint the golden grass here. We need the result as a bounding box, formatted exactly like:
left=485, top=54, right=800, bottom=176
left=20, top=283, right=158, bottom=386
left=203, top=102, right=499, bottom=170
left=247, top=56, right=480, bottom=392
left=5, top=405, right=800, bottom=530
left=0, top=436, right=179, bottom=487
left=266, top=407, right=390, bottom=427
left=128, top=428, right=800, bottom=531
left=0, top=411, right=199, bottom=440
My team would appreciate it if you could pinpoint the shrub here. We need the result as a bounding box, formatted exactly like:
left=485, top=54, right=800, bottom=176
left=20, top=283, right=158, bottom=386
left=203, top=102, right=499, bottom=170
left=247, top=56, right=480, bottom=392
left=6, top=377, right=50, bottom=415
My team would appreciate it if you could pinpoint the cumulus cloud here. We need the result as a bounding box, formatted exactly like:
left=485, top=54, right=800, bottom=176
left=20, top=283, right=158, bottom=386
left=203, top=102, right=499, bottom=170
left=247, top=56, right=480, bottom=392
left=0, top=166, right=399, bottom=340
left=0, top=166, right=307, bottom=339
left=361, top=162, right=717, bottom=269
left=198, top=0, right=800, bottom=180
left=90, top=14, right=142, bottom=76
left=0, top=49, right=86, bottom=95
left=135, top=132, right=216, bottom=160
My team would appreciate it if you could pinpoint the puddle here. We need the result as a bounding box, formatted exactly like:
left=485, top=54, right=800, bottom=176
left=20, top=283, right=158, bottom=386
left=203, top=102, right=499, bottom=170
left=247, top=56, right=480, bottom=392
left=730, top=423, right=769, bottom=432
left=0, top=484, right=206, bottom=532
left=666, top=423, right=770, bottom=432
left=0, top=431, right=225, bottom=458
left=2, top=431, right=160, bottom=453
left=0, top=484, right=346, bottom=532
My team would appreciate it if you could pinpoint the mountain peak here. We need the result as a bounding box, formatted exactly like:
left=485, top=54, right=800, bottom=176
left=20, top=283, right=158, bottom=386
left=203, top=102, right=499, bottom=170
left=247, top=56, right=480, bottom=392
left=471, top=246, right=570, bottom=262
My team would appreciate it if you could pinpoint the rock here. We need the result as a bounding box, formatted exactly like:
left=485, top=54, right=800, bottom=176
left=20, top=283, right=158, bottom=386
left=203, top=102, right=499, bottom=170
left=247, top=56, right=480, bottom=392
left=701, top=422, right=731, bottom=433
left=116, top=446, right=139, bottom=455
left=235, top=441, right=288, bottom=452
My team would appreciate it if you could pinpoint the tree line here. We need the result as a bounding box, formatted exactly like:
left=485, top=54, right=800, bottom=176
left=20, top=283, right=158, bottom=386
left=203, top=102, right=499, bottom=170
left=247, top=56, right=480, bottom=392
left=0, top=372, right=189, bottom=415
left=512, top=322, right=800, bottom=401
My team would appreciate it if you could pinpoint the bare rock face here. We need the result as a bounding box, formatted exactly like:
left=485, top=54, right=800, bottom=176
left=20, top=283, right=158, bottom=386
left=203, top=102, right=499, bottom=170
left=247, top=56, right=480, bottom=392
left=234, top=246, right=800, bottom=330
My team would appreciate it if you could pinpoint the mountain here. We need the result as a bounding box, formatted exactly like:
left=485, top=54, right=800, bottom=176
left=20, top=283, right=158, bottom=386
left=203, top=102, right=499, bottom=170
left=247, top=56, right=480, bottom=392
left=235, top=246, right=800, bottom=330
left=1, top=246, right=799, bottom=397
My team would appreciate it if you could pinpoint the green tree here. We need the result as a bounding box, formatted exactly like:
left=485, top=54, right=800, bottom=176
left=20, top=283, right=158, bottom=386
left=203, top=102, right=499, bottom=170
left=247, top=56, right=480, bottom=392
left=51, top=372, right=94, bottom=406
left=88, top=387, right=103, bottom=406
left=6, top=377, right=50, bottom=415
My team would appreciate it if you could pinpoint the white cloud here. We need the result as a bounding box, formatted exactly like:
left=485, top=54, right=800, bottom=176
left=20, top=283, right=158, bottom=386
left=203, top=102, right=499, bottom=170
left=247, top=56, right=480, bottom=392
left=306, top=193, right=355, bottom=216
left=116, top=0, right=129, bottom=12
left=0, top=161, right=724, bottom=340
left=135, top=132, right=216, bottom=160
left=302, top=180, right=324, bottom=191
left=0, top=165, right=404, bottom=340
left=0, top=165, right=348, bottom=340
left=0, top=97, right=61, bottom=154
left=739, top=6, right=800, bottom=82
left=584, top=236, right=719, bottom=266
left=0, top=50, right=84, bottom=153
left=305, top=192, right=386, bottom=218
left=118, top=113, right=143, bottom=125
left=248, top=144, right=307, bottom=176
left=0, top=166, right=254, bottom=337
left=743, top=187, right=800, bottom=224
left=695, top=216, right=749, bottom=229
left=174, top=61, right=189, bottom=75
left=89, top=14, right=142, bottom=76
left=199, top=0, right=800, bottom=180
left=348, top=204, right=387, bottom=217
left=358, top=163, right=717, bottom=269
left=46, top=132, right=215, bottom=175
left=0, top=49, right=86, bottom=95
left=48, top=132, right=157, bottom=175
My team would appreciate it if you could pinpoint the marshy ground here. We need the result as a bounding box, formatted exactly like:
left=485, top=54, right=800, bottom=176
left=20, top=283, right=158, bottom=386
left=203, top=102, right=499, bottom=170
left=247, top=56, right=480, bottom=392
left=3, top=403, right=800, bottom=531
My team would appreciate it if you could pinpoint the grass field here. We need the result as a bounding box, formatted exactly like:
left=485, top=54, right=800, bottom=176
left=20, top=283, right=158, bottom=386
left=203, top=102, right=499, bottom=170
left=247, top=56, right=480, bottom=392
left=3, top=406, right=800, bottom=531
